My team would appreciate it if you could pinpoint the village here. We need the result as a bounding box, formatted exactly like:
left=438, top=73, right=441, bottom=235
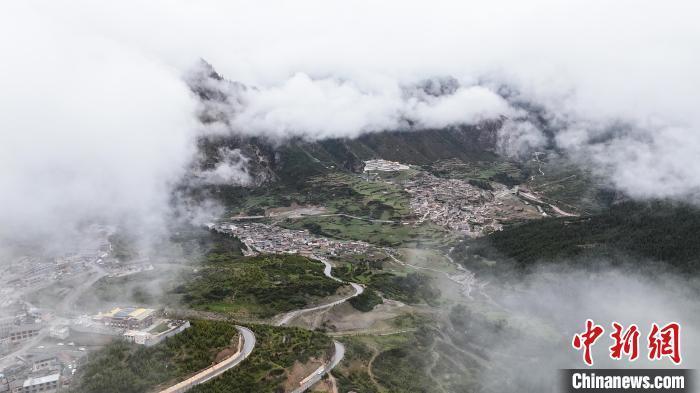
left=212, top=222, right=376, bottom=259
left=0, top=159, right=563, bottom=393
left=401, top=173, right=543, bottom=237
left=362, top=159, right=543, bottom=237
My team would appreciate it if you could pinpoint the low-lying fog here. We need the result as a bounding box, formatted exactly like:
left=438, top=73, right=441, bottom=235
left=471, top=263, right=700, bottom=391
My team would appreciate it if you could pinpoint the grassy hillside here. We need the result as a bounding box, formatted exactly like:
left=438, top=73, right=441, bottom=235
left=315, top=123, right=501, bottom=165
left=189, top=324, right=332, bottom=393
left=334, top=262, right=441, bottom=306
left=222, top=171, right=412, bottom=218
left=334, top=331, right=439, bottom=393
left=524, top=154, right=616, bottom=214
left=76, top=230, right=344, bottom=318
left=195, top=122, right=504, bottom=191
left=181, top=253, right=344, bottom=318
left=334, top=325, right=476, bottom=393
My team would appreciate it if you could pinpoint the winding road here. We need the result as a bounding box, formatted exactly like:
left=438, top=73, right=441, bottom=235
left=290, top=340, right=345, bottom=393
left=275, top=255, right=364, bottom=326
left=272, top=256, right=364, bottom=391
left=209, top=224, right=368, bottom=391
left=314, top=213, right=398, bottom=224
left=225, top=244, right=362, bottom=391
left=229, top=212, right=399, bottom=224
left=158, top=325, right=256, bottom=393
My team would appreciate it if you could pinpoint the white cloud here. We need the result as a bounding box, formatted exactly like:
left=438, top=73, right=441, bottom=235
left=0, top=3, right=197, bottom=246
left=223, top=75, right=511, bottom=139
left=497, top=120, right=548, bottom=159
left=1, top=0, right=699, bottom=247
left=480, top=266, right=700, bottom=390
left=195, top=148, right=252, bottom=186
left=410, top=86, right=511, bottom=129
left=230, top=73, right=405, bottom=140
left=557, top=123, right=700, bottom=200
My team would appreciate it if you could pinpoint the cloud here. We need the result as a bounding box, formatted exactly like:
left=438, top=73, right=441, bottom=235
left=556, top=123, right=700, bottom=201
left=0, top=3, right=197, bottom=248
left=474, top=265, right=700, bottom=391
left=496, top=120, right=548, bottom=159
left=1, top=0, right=699, bottom=250
left=1, top=3, right=699, bottom=389
left=410, top=86, right=511, bottom=129
left=216, top=72, right=511, bottom=140
left=229, top=73, right=405, bottom=140
left=194, top=147, right=252, bottom=186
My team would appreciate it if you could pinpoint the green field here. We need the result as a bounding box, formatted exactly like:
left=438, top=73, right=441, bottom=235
left=220, top=170, right=456, bottom=247
left=279, top=216, right=451, bottom=247
left=308, top=172, right=412, bottom=217
left=427, top=158, right=526, bottom=187
left=228, top=171, right=413, bottom=220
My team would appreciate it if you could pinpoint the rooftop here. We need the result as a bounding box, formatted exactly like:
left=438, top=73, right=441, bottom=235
left=23, top=373, right=60, bottom=387
left=99, top=307, right=155, bottom=321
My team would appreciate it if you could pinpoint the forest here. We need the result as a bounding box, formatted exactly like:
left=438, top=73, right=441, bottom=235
left=180, top=253, right=344, bottom=318
left=70, top=320, right=239, bottom=393
left=453, top=201, right=700, bottom=276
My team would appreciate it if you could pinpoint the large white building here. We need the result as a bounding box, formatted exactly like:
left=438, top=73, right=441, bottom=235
left=363, top=159, right=410, bottom=172
left=123, top=320, right=191, bottom=347
left=94, top=307, right=156, bottom=330
left=49, top=325, right=69, bottom=340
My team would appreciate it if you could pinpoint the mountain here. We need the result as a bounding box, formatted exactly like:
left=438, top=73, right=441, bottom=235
left=186, top=61, right=508, bottom=187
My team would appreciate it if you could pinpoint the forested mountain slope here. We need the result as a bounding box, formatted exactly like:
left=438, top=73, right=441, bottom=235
left=453, top=201, right=700, bottom=274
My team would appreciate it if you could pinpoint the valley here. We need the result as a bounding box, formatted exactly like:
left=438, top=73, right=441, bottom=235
left=3, top=131, right=694, bottom=393
left=2, top=5, right=695, bottom=393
